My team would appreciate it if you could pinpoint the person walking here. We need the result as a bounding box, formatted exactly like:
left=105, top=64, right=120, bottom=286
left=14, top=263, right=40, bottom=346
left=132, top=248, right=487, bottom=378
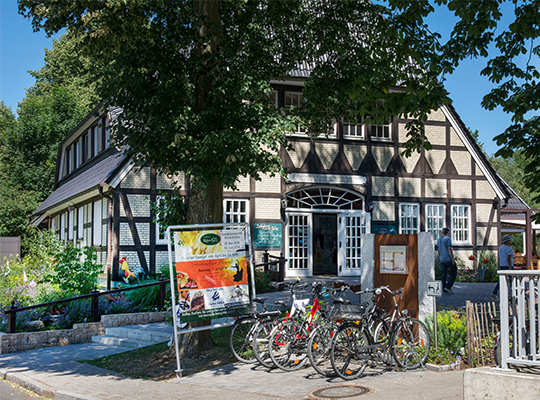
left=492, top=234, right=514, bottom=300
left=437, top=227, right=457, bottom=294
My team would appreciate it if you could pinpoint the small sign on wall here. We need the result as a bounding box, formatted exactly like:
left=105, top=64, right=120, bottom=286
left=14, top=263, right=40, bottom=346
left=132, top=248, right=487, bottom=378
left=372, top=224, right=397, bottom=234
left=380, top=245, right=408, bottom=274
left=253, top=223, right=282, bottom=248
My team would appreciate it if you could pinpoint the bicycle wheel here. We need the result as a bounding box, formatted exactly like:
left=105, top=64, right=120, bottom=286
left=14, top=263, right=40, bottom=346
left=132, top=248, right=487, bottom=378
left=330, top=323, right=370, bottom=380
left=268, top=320, right=309, bottom=371
left=390, top=318, right=431, bottom=369
left=252, top=319, right=278, bottom=368
left=228, top=318, right=258, bottom=363
left=307, top=322, right=338, bottom=377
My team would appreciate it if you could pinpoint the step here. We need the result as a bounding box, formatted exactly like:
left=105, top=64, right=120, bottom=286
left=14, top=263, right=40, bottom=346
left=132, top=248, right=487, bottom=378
left=104, top=327, right=173, bottom=343
left=91, top=335, right=158, bottom=348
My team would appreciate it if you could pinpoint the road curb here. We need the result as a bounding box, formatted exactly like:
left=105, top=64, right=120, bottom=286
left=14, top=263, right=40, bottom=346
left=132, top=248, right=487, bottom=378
left=0, top=367, right=95, bottom=400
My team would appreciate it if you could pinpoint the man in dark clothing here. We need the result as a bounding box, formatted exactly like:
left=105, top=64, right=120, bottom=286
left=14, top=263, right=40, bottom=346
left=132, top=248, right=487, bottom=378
left=437, top=227, right=457, bottom=294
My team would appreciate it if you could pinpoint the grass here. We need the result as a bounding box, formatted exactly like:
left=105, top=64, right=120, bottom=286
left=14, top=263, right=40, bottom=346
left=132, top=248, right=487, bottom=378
left=81, top=327, right=235, bottom=381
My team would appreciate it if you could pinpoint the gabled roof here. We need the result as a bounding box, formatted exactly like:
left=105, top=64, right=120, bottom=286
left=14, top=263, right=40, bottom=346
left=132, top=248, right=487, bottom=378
left=33, top=151, right=130, bottom=217
left=440, top=103, right=511, bottom=202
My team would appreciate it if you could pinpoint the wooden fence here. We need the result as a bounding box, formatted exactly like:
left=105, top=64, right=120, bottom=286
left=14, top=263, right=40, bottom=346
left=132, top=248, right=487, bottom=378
left=466, top=300, right=499, bottom=366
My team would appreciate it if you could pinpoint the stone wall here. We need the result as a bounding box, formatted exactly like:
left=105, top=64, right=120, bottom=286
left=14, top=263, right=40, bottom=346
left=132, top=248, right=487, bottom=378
left=0, top=311, right=168, bottom=354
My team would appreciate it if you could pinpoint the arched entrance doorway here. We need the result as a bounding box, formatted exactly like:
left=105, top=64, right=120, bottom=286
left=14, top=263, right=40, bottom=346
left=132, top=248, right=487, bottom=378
left=285, top=186, right=371, bottom=277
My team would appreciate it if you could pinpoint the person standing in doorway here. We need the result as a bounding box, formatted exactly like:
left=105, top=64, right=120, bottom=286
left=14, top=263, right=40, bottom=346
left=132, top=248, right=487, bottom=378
left=437, top=227, right=457, bottom=294
left=492, top=234, right=514, bottom=300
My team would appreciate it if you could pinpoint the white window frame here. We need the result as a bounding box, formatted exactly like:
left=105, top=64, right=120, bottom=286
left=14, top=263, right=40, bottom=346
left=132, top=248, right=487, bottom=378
left=223, top=199, right=249, bottom=224
left=93, top=200, right=102, bottom=246
left=77, top=206, right=84, bottom=240
left=341, top=115, right=365, bottom=140
left=269, top=90, right=278, bottom=108
left=93, top=125, right=99, bottom=157
left=68, top=209, right=74, bottom=241
left=60, top=213, right=66, bottom=241
left=451, top=204, right=471, bottom=244
left=426, top=204, right=445, bottom=242
left=370, top=118, right=392, bottom=141
left=399, top=203, right=419, bottom=234
left=284, top=91, right=305, bottom=135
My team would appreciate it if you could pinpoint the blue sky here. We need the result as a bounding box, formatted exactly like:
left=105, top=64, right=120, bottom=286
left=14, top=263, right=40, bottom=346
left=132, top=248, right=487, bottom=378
left=0, top=0, right=513, bottom=156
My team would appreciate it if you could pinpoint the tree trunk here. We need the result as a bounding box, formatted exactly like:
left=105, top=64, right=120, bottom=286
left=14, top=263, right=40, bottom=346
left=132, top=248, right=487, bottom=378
left=176, top=0, right=224, bottom=357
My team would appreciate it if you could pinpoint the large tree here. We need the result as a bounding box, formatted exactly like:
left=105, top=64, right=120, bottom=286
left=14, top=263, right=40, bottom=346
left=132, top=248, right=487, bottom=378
left=18, top=0, right=448, bottom=206
left=18, top=0, right=450, bottom=352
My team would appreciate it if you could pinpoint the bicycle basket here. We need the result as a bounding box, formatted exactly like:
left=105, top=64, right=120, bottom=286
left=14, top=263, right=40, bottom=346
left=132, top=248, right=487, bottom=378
left=332, top=302, right=368, bottom=321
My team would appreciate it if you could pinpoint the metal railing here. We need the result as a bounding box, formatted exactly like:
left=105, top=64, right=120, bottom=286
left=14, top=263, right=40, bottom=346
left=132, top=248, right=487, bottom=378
left=4, top=276, right=171, bottom=334
left=498, top=270, right=540, bottom=369
left=260, top=251, right=287, bottom=282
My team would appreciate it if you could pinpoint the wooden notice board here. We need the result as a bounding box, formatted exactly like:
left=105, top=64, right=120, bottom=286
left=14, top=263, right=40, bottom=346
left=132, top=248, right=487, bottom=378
left=374, top=234, right=418, bottom=317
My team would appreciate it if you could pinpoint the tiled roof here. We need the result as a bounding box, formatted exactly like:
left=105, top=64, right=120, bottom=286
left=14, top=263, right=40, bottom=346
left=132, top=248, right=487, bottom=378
left=34, top=151, right=129, bottom=215
left=442, top=103, right=511, bottom=201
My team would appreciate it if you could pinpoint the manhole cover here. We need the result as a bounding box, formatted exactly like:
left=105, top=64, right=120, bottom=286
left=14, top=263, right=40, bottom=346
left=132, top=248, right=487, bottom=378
left=309, top=385, right=372, bottom=399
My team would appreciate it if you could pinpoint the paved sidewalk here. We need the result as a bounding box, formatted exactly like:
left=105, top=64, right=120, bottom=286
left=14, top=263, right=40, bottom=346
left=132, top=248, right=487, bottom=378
left=0, top=281, right=496, bottom=400
left=0, top=342, right=465, bottom=400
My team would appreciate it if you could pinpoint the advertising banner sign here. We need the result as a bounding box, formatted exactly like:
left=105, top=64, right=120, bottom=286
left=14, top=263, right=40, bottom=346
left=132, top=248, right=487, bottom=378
left=173, top=227, right=250, bottom=323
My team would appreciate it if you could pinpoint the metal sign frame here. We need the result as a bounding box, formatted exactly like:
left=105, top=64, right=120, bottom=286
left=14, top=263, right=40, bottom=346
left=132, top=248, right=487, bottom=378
left=166, top=222, right=255, bottom=377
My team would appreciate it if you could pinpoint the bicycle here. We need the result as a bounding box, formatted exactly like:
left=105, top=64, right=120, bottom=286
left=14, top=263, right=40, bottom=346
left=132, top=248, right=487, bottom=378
left=306, top=284, right=357, bottom=377
left=266, top=281, right=328, bottom=371
left=228, top=296, right=282, bottom=363
left=330, top=286, right=431, bottom=380
left=252, top=279, right=311, bottom=368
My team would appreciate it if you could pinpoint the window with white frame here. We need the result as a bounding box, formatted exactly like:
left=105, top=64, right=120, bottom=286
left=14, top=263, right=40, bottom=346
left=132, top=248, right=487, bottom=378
left=77, top=206, right=84, bottom=240
left=426, top=204, right=445, bottom=241
left=68, top=209, right=74, bottom=241
left=93, top=200, right=102, bottom=246
left=269, top=90, right=278, bottom=108
left=451, top=204, right=470, bottom=243
left=60, top=213, right=66, bottom=241
left=285, top=91, right=305, bottom=135
left=370, top=117, right=392, bottom=140
left=399, top=203, right=419, bottom=234
left=224, top=199, right=248, bottom=224
left=342, top=115, right=365, bottom=139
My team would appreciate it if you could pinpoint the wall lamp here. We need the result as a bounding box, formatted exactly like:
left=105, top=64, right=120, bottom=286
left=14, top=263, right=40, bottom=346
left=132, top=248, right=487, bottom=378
left=367, top=201, right=374, bottom=212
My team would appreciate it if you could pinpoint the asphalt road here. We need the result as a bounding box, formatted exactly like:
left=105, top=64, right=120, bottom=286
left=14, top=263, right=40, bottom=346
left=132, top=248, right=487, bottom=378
left=0, top=378, right=46, bottom=399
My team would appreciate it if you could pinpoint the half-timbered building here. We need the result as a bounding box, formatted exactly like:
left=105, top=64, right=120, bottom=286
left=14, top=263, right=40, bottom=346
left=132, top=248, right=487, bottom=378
left=31, top=75, right=525, bottom=285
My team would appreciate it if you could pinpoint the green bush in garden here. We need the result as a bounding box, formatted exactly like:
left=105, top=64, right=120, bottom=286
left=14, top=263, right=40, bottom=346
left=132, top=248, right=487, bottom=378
left=0, top=229, right=63, bottom=307
left=426, top=309, right=467, bottom=365
left=42, top=245, right=102, bottom=296
left=253, top=269, right=274, bottom=294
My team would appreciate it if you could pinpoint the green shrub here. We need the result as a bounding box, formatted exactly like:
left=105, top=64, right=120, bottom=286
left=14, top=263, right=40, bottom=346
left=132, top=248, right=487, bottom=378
left=42, top=245, right=102, bottom=296
left=253, top=269, right=274, bottom=294
left=426, top=309, right=467, bottom=364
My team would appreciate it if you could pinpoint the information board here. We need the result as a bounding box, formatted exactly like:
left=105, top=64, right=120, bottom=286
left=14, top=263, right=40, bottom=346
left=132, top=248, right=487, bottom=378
left=253, top=223, right=282, bottom=248
left=173, top=227, right=251, bottom=323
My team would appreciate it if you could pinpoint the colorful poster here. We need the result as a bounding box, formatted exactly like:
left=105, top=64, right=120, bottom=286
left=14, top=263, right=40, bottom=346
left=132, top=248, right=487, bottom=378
left=173, top=229, right=250, bottom=322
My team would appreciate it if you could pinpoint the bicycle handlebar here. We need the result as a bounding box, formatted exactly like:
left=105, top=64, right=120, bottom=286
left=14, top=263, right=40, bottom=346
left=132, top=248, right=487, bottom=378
left=354, top=285, right=403, bottom=297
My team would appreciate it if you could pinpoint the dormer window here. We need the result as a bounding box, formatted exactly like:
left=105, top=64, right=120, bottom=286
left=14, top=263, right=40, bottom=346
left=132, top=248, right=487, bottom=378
left=64, top=146, right=72, bottom=176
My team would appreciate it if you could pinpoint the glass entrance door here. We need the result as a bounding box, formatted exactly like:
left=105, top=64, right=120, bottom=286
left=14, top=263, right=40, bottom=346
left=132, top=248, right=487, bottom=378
left=338, top=211, right=371, bottom=277
left=313, top=213, right=338, bottom=275
left=286, top=213, right=312, bottom=277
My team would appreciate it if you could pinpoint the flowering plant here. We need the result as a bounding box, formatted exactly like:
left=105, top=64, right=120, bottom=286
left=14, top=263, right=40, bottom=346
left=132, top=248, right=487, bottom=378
left=483, top=258, right=489, bottom=264
left=469, top=255, right=475, bottom=260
